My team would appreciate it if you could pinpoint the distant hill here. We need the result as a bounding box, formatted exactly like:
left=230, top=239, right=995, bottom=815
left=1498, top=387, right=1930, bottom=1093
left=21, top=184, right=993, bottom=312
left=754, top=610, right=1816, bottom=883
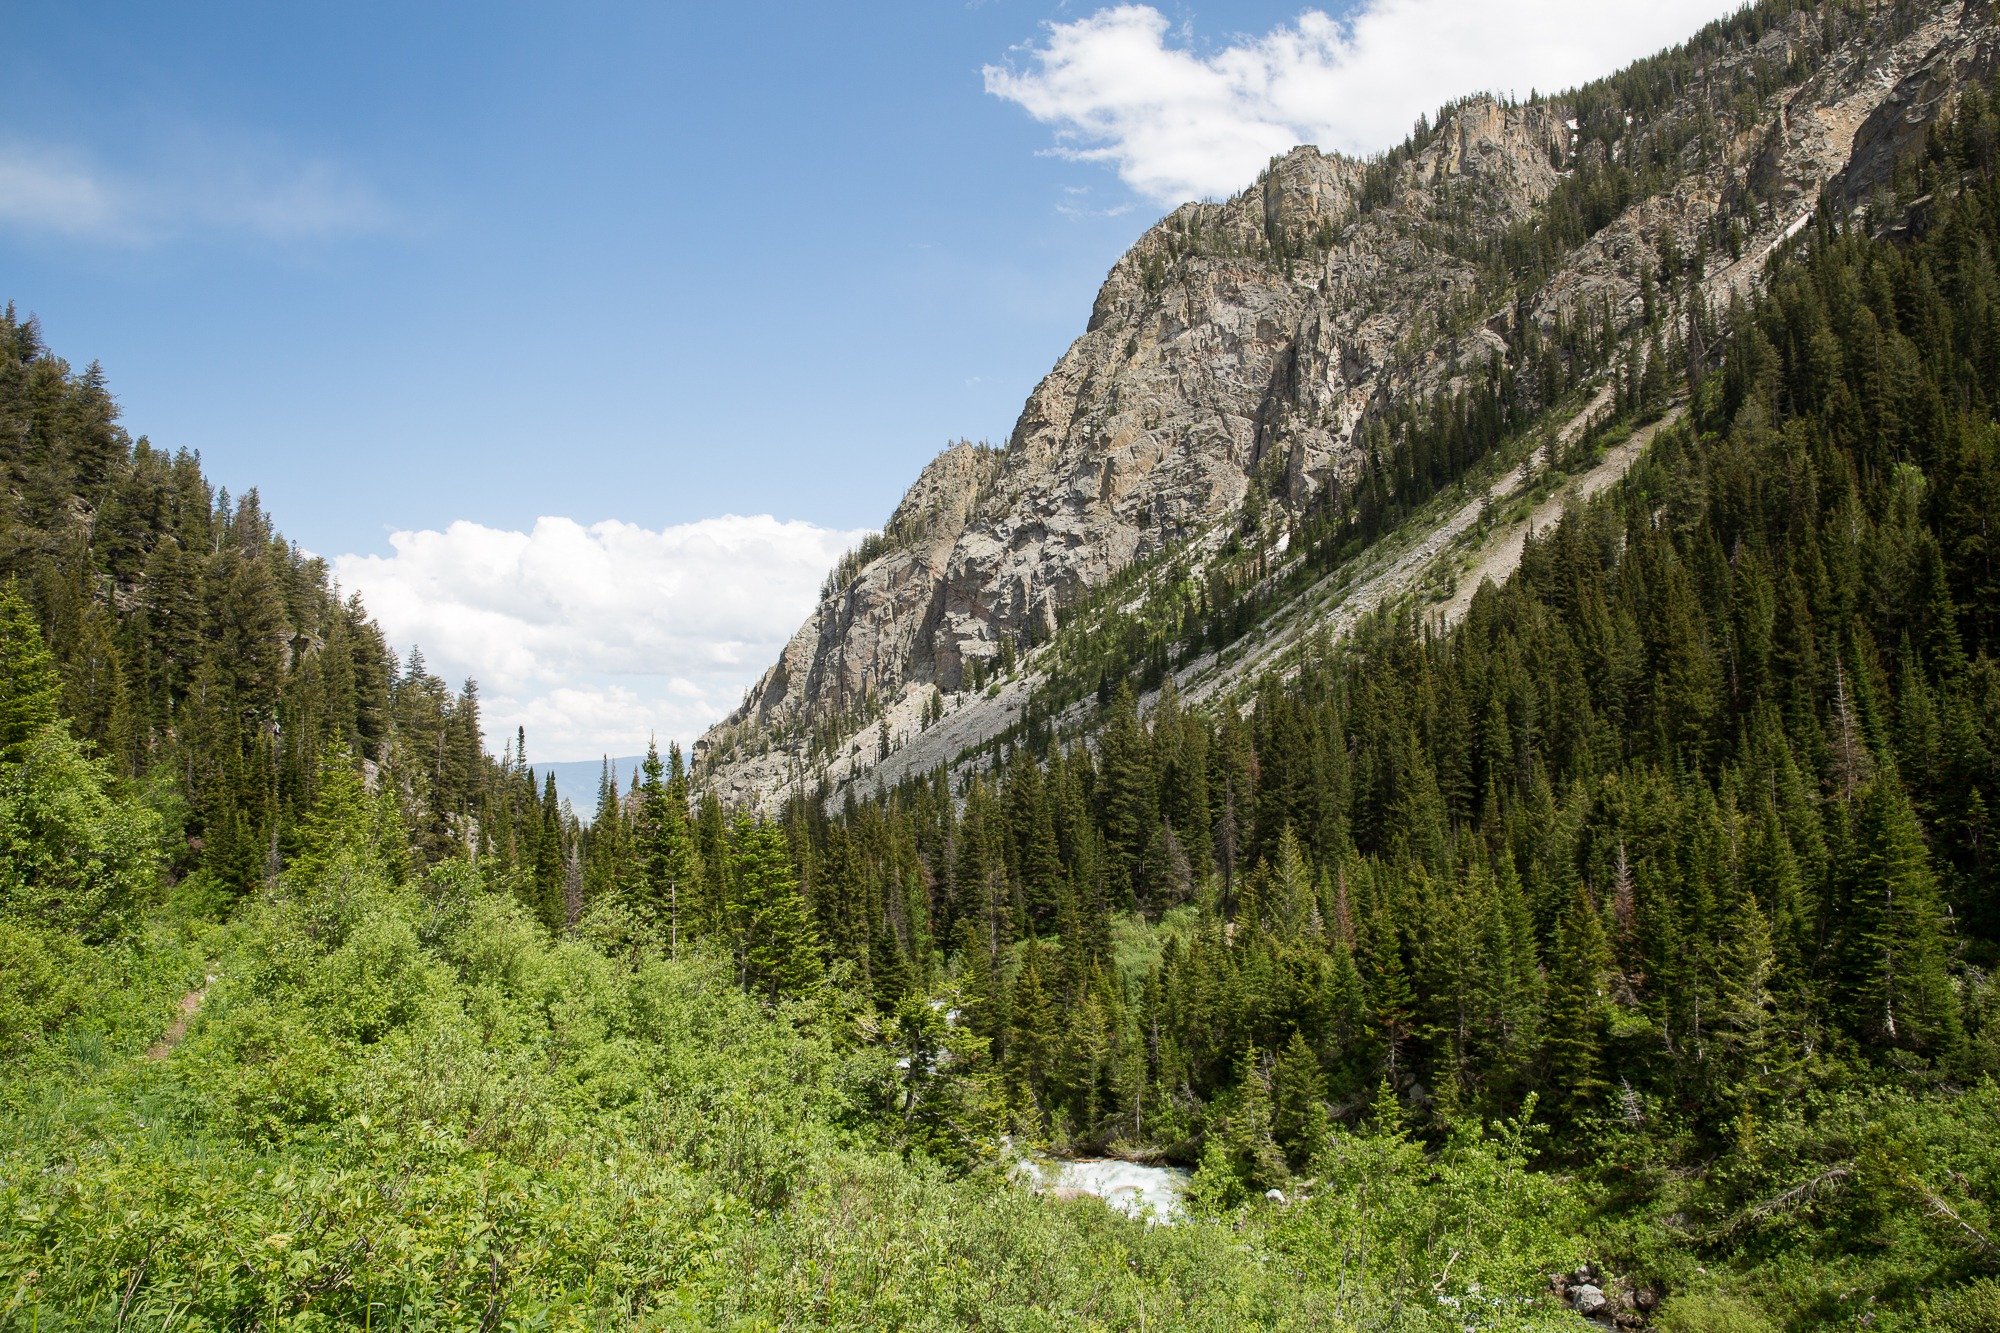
left=532, top=755, right=647, bottom=821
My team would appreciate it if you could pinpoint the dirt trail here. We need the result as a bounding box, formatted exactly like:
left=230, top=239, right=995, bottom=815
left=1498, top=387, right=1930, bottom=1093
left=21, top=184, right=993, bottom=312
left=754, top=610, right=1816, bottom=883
left=144, top=976, right=213, bottom=1060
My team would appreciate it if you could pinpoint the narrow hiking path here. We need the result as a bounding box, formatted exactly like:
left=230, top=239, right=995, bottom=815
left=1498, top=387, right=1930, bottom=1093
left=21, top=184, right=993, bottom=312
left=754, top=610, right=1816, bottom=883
left=144, top=976, right=213, bottom=1060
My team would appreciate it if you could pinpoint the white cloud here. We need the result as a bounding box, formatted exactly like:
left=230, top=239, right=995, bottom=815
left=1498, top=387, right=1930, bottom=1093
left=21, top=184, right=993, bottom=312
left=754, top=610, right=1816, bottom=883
left=985, top=0, right=1745, bottom=205
left=0, top=144, right=119, bottom=235
left=333, top=514, right=869, bottom=762
left=0, top=134, right=390, bottom=244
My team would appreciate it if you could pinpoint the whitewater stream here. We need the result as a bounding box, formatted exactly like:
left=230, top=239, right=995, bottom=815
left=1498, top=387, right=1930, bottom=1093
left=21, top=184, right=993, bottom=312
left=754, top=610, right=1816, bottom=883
left=1016, top=1156, right=1191, bottom=1224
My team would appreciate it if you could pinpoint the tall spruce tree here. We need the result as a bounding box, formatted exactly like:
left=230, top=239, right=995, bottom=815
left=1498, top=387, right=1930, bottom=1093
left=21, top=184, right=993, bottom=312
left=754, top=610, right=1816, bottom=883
left=0, top=583, right=60, bottom=760
left=635, top=740, right=702, bottom=955
left=731, top=815, right=822, bottom=1001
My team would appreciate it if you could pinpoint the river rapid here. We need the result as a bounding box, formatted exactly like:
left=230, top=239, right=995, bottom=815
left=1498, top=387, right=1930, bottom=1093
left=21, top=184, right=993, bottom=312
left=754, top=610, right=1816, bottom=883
left=1016, top=1156, right=1191, bottom=1224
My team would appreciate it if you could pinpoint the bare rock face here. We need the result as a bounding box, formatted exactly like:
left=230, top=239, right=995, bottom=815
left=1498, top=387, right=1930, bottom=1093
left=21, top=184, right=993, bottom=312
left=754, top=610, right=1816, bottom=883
left=703, top=100, right=1563, bottom=786
left=700, top=0, right=1998, bottom=808
left=1841, top=5, right=2000, bottom=207
left=715, top=442, right=1003, bottom=746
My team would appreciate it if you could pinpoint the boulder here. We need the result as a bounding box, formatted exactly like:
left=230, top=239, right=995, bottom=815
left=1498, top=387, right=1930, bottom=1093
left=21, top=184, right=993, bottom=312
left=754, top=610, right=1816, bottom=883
left=1573, top=1284, right=1608, bottom=1317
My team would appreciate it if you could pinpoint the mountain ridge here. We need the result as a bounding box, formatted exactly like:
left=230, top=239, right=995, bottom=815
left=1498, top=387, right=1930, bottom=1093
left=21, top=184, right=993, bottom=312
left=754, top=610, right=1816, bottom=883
left=699, top=0, right=2000, bottom=811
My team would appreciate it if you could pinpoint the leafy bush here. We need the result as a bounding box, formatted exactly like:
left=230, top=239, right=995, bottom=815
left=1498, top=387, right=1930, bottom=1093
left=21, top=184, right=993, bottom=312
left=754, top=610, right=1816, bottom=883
left=0, top=919, right=83, bottom=1062
left=1929, top=1278, right=2000, bottom=1333
left=0, top=845, right=1613, bottom=1330
left=1655, top=1293, right=1779, bottom=1333
left=0, top=725, right=159, bottom=939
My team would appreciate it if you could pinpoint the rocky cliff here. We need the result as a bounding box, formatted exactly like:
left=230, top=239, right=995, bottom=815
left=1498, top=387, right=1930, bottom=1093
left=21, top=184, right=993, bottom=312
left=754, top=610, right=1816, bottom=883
left=700, top=0, right=1999, bottom=808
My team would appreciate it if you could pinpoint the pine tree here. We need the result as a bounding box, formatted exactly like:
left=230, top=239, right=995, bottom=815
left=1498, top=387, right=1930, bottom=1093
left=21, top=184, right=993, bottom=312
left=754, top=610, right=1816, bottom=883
left=1481, top=852, right=1545, bottom=1080
left=1367, top=1074, right=1407, bottom=1139
left=1853, top=773, right=1963, bottom=1061
left=1270, top=1028, right=1332, bottom=1168
left=634, top=740, right=702, bottom=955
left=60, top=603, right=134, bottom=770
left=1007, top=937, right=1059, bottom=1122
left=1096, top=684, right=1155, bottom=907
left=531, top=772, right=566, bottom=932
left=1366, top=916, right=1417, bottom=1076
left=1269, top=825, right=1316, bottom=940
left=583, top=757, right=630, bottom=914
left=1710, top=875, right=1779, bottom=1115
left=1220, top=1044, right=1289, bottom=1190
left=1543, top=881, right=1614, bottom=1119
left=0, top=583, right=61, bottom=760
left=955, top=916, right=1006, bottom=1064
left=290, top=748, right=381, bottom=881
left=731, top=815, right=823, bottom=1001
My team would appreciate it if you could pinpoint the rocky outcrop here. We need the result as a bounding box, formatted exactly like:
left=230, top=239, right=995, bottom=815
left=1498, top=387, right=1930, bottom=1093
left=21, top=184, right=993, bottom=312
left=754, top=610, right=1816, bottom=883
left=1841, top=4, right=2000, bottom=207
left=1550, top=1264, right=1662, bottom=1328
left=700, top=106, right=1567, bottom=796
left=700, top=0, right=2000, bottom=808
left=713, top=442, right=1003, bottom=751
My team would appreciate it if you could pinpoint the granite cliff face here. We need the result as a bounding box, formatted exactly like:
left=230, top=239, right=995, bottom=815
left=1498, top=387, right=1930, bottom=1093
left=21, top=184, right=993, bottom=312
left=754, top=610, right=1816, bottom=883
left=701, top=0, right=1999, bottom=807
left=730, top=440, right=1006, bottom=758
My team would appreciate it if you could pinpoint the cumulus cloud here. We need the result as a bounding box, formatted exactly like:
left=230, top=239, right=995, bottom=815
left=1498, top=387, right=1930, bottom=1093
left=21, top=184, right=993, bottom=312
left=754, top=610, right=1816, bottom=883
left=333, top=514, right=869, bottom=762
left=0, top=134, right=390, bottom=244
left=985, top=0, right=1745, bottom=205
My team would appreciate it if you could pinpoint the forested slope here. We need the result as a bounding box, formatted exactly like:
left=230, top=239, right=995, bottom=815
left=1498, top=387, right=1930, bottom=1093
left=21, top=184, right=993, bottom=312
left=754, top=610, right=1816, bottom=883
left=593, top=76, right=2000, bottom=1327
left=0, top=339, right=1589, bottom=1329
left=0, top=313, right=624, bottom=926
left=675, top=81, right=2000, bottom=1162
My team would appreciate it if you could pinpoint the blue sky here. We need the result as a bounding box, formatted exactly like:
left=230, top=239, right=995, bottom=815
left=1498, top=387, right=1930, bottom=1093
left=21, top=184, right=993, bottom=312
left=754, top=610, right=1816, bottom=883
left=2, top=0, right=1739, bottom=759
left=1, top=2, right=1169, bottom=547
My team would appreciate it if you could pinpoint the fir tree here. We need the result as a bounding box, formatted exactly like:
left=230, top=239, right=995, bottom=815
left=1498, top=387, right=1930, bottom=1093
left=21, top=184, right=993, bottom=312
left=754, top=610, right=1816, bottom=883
left=1217, top=1044, right=1289, bottom=1192
left=732, top=815, right=823, bottom=1001
left=1853, top=773, right=1964, bottom=1061
left=1544, top=881, right=1614, bottom=1119
left=0, top=583, right=60, bottom=760
left=1270, top=1028, right=1332, bottom=1168
left=635, top=740, right=702, bottom=955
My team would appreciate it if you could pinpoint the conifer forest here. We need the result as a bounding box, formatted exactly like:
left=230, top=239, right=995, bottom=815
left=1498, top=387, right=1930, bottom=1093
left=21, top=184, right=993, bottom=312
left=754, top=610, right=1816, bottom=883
left=4, top=6, right=2000, bottom=1331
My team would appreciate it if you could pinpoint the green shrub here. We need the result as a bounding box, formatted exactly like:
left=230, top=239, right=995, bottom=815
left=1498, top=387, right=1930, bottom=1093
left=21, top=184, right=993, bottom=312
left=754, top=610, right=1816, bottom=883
left=0, top=725, right=160, bottom=939
left=1656, top=1293, right=1780, bottom=1333
left=0, top=918, right=83, bottom=1060
left=0, top=848, right=1603, bottom=1330
left=1931, top=1278, right=2000, bottom=1333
